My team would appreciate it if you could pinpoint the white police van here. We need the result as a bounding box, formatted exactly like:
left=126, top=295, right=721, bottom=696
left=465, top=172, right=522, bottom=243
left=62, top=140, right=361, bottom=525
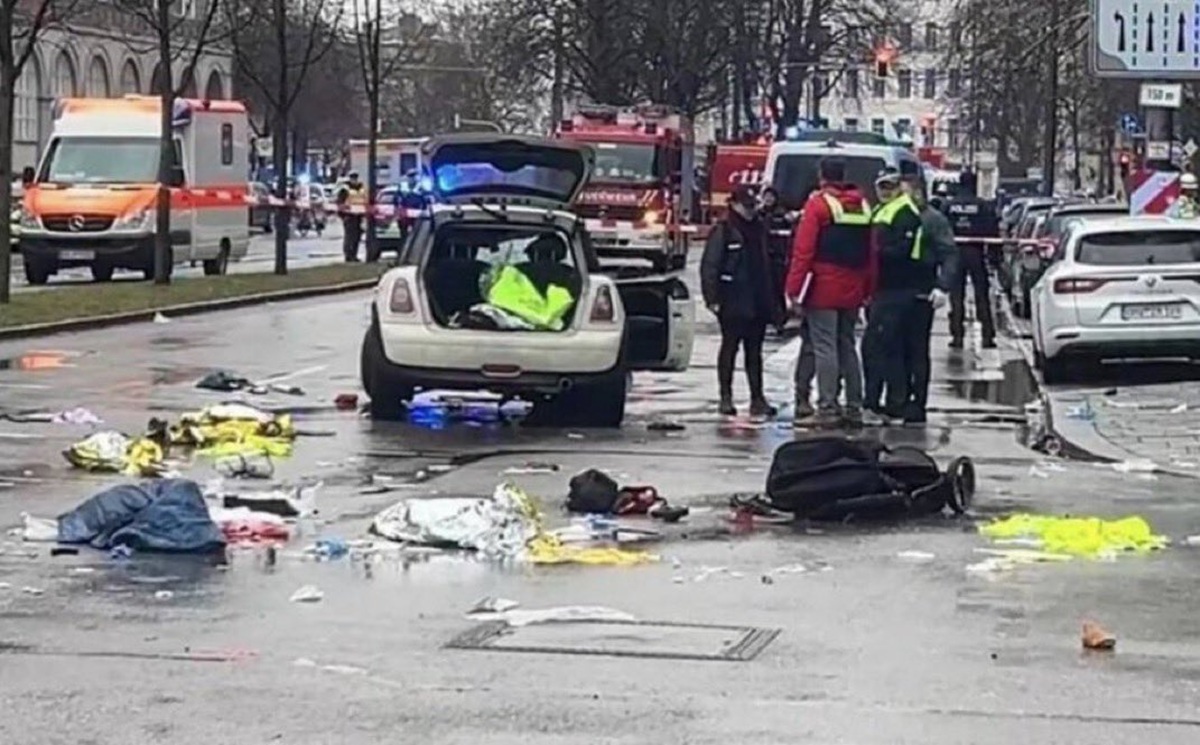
left=763, top=131, right=924, bottom=211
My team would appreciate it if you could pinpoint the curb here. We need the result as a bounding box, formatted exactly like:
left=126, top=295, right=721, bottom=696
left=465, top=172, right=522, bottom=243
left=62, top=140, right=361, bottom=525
left=0, top=277, right=379, bottom=341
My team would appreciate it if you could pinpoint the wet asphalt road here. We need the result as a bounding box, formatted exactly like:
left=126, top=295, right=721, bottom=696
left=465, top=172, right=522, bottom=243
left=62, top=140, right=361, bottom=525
left=9, top=228, right=345, bottom=291
left=3, top=273, right=1200, bottom=742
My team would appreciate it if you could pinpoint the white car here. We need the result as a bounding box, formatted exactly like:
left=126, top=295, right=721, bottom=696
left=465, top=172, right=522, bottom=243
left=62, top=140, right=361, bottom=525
left=1031, top=216, right=1200, bottom=384
left=360, top=133, right=695, bottom=426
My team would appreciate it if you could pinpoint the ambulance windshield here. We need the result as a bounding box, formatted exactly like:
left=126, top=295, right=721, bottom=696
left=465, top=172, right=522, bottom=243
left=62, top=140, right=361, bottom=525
left=590, top=142, right=660, bottom=183
left=39, top=136, right=162, bottom=185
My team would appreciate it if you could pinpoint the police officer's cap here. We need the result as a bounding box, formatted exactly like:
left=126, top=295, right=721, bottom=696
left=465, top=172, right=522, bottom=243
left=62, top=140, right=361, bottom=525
left=874, top=168, right=901, bottom=187
left=348, top=171, right=360, bottom=179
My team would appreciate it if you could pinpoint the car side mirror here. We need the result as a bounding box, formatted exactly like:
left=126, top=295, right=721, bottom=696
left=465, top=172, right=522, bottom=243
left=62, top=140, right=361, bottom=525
left=166, top=165, right=186, bottom=188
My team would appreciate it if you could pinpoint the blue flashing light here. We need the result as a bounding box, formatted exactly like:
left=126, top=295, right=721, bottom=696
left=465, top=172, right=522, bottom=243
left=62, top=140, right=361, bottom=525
left=419, top=176, right=434, bottom=193
left=296, top=173, right=310, bottom=184
left=399, top=181, right=410, bottom=193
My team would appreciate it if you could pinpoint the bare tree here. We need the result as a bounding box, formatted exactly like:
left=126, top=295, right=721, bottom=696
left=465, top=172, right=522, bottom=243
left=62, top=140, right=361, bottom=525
left=0, top=0, right=80, bottom=303
left=115, top=0, right=225, bottom=284
left=352, top=0, right=423, bottom=258
left=225, top=0, right=342, bottom=274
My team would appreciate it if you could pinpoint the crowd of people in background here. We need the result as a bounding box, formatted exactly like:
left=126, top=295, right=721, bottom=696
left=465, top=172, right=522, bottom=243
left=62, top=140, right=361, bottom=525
left=702, top=159, right=1000, bottom=430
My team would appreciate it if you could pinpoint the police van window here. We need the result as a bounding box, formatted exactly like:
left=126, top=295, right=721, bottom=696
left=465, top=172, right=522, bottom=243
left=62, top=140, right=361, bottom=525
left=771, top=154, right=886, bottom=210
left=221, top=124, right=233, bottom=165
left=399, top=153, right=417, bottom=173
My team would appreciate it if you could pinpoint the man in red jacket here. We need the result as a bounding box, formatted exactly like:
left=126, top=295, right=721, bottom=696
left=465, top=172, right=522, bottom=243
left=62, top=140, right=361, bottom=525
left=785, top=157, right=873, bottom=428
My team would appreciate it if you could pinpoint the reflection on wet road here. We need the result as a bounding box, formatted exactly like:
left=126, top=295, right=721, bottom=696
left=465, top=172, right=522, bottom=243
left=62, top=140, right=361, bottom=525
left=2, top=284, right=1200, bottom=742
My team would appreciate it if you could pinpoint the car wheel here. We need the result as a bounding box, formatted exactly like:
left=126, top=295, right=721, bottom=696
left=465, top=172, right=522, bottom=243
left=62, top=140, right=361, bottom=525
left=90, top=263, right=114, bottom=282
left=361, top=319, right=412, bottom=420
left=203, top=244, right=230, bottom=276
left=1042, top=355, right=1070, bottom=385
left=23, top=258, right=50, bottom=286
left=572, top=370, right=628, bottom=427
left=651, top=255, right=669, bottom=273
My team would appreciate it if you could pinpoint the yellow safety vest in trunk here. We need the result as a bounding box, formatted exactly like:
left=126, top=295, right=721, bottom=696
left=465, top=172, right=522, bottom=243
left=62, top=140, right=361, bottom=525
left=486, top=266, right=573, bottom=330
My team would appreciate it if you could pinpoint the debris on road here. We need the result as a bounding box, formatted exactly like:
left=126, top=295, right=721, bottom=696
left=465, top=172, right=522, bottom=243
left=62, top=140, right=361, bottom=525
left=334, top=393, right=359, bottom=411
left=153, top=312, right=171, bottom=324
left=1183, top=535, right=1200, bottom=547
left=219, top=486, right=311, bottom=518
left=565, top=469, right=689, bottom=522
left=310, top=537, right=348, bottom=559
left=49, top=408, right=102, bottom=425
left=468, top=597, right=520, bottom=614
left=53, top=479, right=226, bottom=553
left=370, top=484, right=657, bottom=565
left=471, top=605, right=635, bottom=627
left=154, top=590, right=174, bottom=600
left=21, top=586, right=44, bottom=595
left=209, top=506, right=290, bottom=544
left=979, top=513, right=1167, bottom=559
left=289, top=585, right=324, bottom=603
left=63, top=431, right=165, bottom=476
left=49, top=546, right=79, bottom=557
left=897, top=551, right=936, bottom=562
left=1112, top=459, right=1157, bottom=474
left=215, top=453, right=275, bottom=479
left=1064, top=403, right=1095, bottom=420
left=158, top=403, right=296, bottom=459
left=502, top=462, right=560, bottom=475
left=1082, top=620, right=1116, bottom=650
left=196, top=370, right=305, bottom=396
left=647, top=420, right=686, bottom=432
left=1170, top=403, right=1189, bottom=414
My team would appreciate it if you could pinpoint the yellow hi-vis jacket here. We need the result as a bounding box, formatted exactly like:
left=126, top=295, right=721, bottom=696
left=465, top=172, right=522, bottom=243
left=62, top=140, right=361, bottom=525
left=485, top=266, right=573, bottom=331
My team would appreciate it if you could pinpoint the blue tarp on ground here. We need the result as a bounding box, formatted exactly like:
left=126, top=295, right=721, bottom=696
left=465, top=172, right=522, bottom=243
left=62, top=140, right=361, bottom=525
left=58, top=479, right=226, bottom=553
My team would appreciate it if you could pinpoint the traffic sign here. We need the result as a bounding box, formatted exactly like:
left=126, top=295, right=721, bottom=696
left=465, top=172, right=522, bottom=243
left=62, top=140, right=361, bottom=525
left=1147, top=140, right=1172, bottom=159
left=1093, top=0, right=1200, bottom=77
left=1119, top=112, right=1141, bottom=133
left=1128, top=168, right=1181, bottom=213
left=1140, top=82, right=1184, bottom=106
left=1186, top=138, right=1198, bottom=157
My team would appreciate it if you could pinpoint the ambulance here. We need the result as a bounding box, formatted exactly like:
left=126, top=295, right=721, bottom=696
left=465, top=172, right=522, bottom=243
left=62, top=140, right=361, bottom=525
left=17, top=96, right=251, bottom=284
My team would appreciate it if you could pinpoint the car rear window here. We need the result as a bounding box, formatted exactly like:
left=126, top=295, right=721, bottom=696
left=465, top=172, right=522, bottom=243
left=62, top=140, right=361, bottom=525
left=1076, top=230, right=1200, bottom=265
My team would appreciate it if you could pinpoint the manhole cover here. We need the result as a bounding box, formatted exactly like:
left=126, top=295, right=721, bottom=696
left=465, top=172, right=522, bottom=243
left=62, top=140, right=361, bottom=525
left=445, top=620, right=780, bottom=662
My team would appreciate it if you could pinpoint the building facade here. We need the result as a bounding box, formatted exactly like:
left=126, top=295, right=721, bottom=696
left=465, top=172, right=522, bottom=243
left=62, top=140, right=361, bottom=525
left=12, top=8, right=232, bottom=171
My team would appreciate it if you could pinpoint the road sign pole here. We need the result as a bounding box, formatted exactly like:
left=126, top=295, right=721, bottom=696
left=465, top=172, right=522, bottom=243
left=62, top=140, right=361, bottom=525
left=1144, top=98, right=1175, bottom=169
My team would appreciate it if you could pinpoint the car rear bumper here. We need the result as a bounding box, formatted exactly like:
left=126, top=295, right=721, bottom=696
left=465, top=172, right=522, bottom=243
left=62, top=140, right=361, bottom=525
left=1044, top=323, right=1200, bottom=359
left=378, top=320, right=624, bottom=376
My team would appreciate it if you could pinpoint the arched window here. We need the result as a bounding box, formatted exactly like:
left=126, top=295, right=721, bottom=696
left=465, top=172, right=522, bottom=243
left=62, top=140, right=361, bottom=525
left=87, top=55, right=110, bottom=97
left=14, top=56, right=42, bottom=143
left=120, top=60, right=140, bottom=94
left=53, top=51, right=77, bottom=98
left=204, top=69, right=224, bottom=99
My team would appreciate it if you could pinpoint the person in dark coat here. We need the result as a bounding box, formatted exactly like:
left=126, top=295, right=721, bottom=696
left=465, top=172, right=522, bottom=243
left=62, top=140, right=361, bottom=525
left=701, top=184, right=782, bottom=419
left=759, top=186, right=793, bottom=331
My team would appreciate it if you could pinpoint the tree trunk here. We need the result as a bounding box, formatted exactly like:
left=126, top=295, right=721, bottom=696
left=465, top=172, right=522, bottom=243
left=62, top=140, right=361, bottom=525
left=364, top=5, right=380, bottom=258
left=154, top=0, right=173, bottom=285
left=549, top=4, right=564, bottom=130
left=0, top=52, right=14, bottom=304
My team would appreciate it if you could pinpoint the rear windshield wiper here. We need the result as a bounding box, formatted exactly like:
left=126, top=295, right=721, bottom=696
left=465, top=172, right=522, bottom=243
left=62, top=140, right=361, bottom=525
left=471, top=197, right=508, bottom=222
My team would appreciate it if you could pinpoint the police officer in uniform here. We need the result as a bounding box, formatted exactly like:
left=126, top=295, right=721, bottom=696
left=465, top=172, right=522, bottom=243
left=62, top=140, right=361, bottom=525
left=336, top=171, right=368, bottom=262
left=943, top=170, right=999, bottom=348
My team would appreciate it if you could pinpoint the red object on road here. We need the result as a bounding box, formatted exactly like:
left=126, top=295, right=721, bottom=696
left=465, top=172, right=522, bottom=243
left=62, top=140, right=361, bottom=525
left=334, top=393, right=359, bottom=411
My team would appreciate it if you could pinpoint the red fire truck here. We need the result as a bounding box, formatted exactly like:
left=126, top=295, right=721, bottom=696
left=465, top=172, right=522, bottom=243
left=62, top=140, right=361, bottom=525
left=700, top=138, right=770, bottom=229
left=555, top=103, right=696, bottom=272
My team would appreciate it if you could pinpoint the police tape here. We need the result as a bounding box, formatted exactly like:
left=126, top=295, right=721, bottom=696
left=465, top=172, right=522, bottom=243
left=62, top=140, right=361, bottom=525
left=186, top=189, right=421, bottom=219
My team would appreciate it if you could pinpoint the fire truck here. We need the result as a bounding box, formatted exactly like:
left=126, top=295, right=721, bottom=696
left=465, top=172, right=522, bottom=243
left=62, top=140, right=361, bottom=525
left=700, top=137, right=770, bottom=230
left=555, top=104, right=696, bottom=272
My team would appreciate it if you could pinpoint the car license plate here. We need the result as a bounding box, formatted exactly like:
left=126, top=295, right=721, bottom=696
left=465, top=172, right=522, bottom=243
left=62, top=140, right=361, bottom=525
left=1121, top=303, right=1182, bottom=320
left=60, top=250, right=94, bottom=261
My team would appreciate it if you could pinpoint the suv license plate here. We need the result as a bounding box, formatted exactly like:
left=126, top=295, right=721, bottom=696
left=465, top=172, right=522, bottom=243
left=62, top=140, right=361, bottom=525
left=1122, top=303, right=1182, bottom=321
left=60, top=250, right=94, bottom=261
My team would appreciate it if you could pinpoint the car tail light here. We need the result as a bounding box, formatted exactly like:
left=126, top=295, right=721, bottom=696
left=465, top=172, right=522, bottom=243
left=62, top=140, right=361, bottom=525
left=590, top=285, right=615, bottom=322
left=389, top=278, right=414, bottom=313
left=1053, top=277, right=1106, bottom=293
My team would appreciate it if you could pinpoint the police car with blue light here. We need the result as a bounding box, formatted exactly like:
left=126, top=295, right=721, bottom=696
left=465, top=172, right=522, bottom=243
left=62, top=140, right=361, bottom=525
left=763, top=126, right=924, bottom=211
left=360, top=133, right=695, bottom=426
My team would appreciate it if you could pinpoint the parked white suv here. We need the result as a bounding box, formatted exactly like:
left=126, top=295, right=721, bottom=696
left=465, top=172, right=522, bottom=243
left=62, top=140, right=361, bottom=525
left=360, top=134, right=694, bottom=426
left=1032, top=215, right=1200, bottom=384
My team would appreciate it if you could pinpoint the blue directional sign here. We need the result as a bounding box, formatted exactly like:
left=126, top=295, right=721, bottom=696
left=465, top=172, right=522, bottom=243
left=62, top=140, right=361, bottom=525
left=1094, top=0, right=1200, bottom=76
left=1119, top=112, right=1142, bottom=133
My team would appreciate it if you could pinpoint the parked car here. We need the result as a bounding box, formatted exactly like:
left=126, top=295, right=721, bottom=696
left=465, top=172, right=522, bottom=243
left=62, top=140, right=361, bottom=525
left=1011, top=202, right=1130, bottom=317
left=1000, top=199, right=1057, bottom=298
left=248, top=182, right=273, bottom=233
left=1031, top=216, right=1200, bottom=384
left=360, top=133, right=695, bottom=426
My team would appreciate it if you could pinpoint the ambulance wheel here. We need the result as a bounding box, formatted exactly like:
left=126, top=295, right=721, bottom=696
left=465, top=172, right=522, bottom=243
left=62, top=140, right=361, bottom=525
left=90, top=263, right=114, bottom=282
left=203, top=244, right=230, bottom=276
left=23, top=258, right=50, bottom=286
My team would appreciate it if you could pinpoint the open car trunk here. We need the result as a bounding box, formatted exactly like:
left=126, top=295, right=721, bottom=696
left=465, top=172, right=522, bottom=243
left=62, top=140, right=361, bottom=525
left=422, top=223, right=583, bottom=332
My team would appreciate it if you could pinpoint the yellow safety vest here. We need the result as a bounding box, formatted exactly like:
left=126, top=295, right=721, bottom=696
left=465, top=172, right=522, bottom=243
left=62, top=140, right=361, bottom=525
left=486, top=266, right=573, bottom=331
left=344, top=184, right=367, bottom=207
left=871, top=194, right=924, bottom=260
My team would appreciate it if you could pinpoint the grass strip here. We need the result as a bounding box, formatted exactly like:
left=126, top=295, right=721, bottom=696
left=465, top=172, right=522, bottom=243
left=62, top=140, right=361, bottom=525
left=1, top=263, right=383, bottom=328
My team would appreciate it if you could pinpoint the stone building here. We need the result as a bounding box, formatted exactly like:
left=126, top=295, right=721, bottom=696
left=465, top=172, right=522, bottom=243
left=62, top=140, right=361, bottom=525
left=12, top=2, right=233, bottom=171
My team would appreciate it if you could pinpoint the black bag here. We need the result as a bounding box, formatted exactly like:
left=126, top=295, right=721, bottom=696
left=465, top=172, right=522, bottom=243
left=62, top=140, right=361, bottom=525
left=765, top=437, right=973, bottom=520
left=566, top=469, right=621, bottom=514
